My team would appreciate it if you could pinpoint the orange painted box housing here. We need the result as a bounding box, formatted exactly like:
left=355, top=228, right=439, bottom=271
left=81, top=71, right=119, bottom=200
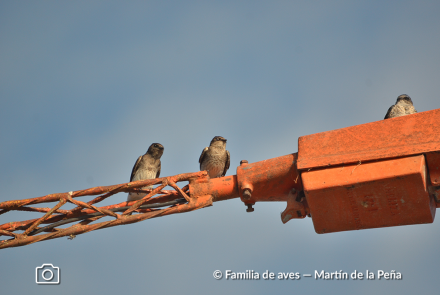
left=302, top=155, right=436, bottom=234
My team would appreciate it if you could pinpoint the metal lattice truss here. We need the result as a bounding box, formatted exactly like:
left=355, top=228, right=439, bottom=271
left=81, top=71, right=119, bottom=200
left=0, top=171, right=212, bottom=250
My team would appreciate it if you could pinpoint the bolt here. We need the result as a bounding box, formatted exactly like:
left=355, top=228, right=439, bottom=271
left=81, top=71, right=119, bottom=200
left=242, top=188, right=252, bottom=200
left=246, top=204, right=254, bottom=213
left=240, top=160, right=248, bottom=165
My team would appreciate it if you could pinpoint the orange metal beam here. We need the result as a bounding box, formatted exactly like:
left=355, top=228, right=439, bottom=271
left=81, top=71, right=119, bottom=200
left=297, top=108, right=440, bottom=170
left=188, top=153, right=302, bottom=212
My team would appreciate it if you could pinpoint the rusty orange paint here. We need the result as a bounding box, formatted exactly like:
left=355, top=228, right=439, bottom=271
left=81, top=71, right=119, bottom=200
left=302, top=155, right=435, bottom=234
left=0, top=172, right=210, bottom=249
left=426, top=151, right=440, bottom=185
left=189, top=175, right=239, bottom=202
left=0, top=195, right=214, bottom=250
left=297, top=108, right=440, bottom=170
left=236, top=154, right=302, bottom=205
left=188, top=154, right=303, bottom=212
left=0, top=191, right=183, bottom=233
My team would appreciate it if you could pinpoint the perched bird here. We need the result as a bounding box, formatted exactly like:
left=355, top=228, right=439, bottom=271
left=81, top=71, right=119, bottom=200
left=199, top=136, right=230, bottom=178
left=127, top=143, right=164, bottom=202
left=384, top=94, right=417, bottom=119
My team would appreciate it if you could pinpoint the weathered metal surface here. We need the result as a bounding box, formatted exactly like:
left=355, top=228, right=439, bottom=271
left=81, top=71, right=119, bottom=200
left=297, top=108, right=440, bottom=170
left=302, top=155, right=435, bottom=234
left=0, top=191, right=183, bottom=233
left=0, top=171, right=211, bottom=249
left=280, top=189, right=309, bottom=224
left=236, top=153, right=302, bottom=205
left=0, top=172, right=204, bottom=210
left=426, top=151, right=440, bottom=185
left=431, top=187, right=440, bottom=207
left=0, top=196, right=213, bottom=249
left=189, top=175, right=239, bottom=202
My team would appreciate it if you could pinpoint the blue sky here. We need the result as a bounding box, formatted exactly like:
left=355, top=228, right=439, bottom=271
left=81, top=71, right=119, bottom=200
left=1, top=1, right=440, bottom=294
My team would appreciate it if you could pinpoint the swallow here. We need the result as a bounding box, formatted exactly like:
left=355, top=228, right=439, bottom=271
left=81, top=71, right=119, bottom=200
left=127, top=143, right=164, bottom=202
left=384, top=94, right=417, bottom=119
left=199, top=136, right=230, bottom=178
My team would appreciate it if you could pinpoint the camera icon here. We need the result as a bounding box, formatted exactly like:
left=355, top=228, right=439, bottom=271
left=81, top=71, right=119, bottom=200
left=35, top=263, right=60, bottom=284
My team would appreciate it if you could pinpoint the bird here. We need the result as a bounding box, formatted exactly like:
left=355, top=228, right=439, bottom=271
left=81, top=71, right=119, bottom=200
left=127, top=143, right=164, bottom=202
left=384, top=94, right=417, bottom=119
left=199, top=136, right=230, bottom=178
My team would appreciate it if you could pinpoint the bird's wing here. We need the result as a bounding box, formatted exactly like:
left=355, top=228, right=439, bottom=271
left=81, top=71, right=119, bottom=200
left=384, top=105, right=394, bottom=119
left=130, top=155, right=143, bottom=182
left=222, top=150, right=230, bottom=177
left=156, top=161, right=161, bottom=178
left=199, top=147, right=209, bottom=170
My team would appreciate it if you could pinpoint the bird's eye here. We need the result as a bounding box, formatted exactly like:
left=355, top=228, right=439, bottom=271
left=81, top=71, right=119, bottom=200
left=154, top=144, right=158, bottom=147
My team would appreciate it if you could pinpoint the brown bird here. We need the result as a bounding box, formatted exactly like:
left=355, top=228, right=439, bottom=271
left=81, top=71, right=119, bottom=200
left=127, top=143, right=164, bottom=202
left=199, top=136, right=230, bottom=178
left=384, top=94, right=417, bottom=119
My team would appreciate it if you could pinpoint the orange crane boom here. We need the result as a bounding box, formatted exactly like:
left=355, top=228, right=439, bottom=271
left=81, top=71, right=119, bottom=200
left=1, top=108, right=439, bottom=249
